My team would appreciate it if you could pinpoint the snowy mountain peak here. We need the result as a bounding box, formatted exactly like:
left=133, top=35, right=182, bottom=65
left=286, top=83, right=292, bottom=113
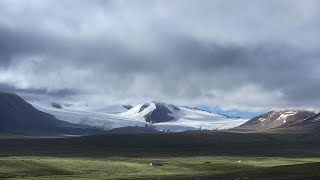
left=138, top=102, right=155, bottom=113
left=122, top=101, right=181, bottom=124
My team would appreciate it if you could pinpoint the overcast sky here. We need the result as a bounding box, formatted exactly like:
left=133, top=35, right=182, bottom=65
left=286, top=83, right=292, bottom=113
left=0, top=0, right=320, bottom=112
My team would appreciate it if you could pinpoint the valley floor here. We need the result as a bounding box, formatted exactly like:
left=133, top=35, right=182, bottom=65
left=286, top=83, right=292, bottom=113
left=1, top=131, right=320, bottom=179
left=1, top=156, right=320, bottom=179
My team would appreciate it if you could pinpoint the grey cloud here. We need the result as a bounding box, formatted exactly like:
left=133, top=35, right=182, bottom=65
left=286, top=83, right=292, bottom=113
left=0, top=0, right=319, bottom=111
left=0, top=82, right=76, bottom=98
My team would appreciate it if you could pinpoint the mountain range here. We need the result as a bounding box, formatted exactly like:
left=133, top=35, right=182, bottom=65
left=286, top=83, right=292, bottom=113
left=31, top=100, right=246, bottom=132
left=2, top=92, right=320, bottom=134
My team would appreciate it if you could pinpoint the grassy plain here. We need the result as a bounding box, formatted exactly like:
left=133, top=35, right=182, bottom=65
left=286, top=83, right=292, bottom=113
left=1, top=131, right=320, bottom=179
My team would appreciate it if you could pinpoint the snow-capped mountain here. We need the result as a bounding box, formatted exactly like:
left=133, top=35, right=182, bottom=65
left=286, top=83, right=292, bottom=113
left=238, top=110, right=316, bottom=130
left=31, top=101, right=247, bottom=132
left=119, top=102, right=181, bottom=123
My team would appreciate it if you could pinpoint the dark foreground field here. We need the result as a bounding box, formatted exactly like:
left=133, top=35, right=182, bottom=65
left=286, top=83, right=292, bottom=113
left=1, top=131, right=320, bottom=179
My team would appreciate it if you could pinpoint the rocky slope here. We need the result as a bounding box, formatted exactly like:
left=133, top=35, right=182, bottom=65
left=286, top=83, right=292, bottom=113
left=238, top=110, right=316, bottom=130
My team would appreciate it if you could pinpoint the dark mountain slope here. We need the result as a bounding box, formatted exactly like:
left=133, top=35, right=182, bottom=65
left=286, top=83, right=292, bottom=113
left=0, top=92, right=103, bottom=134
left=140, top=102, right=180, bottom=123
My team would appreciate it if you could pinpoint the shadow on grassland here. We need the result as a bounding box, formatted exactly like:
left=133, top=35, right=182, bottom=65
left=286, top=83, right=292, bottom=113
left=1, top=131, right=320, bottom=158
left=136, top=162, right=320, bottom=180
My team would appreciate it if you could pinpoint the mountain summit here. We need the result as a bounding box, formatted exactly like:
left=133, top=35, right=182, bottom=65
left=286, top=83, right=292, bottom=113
left=121, top=101, right=181, bottom=123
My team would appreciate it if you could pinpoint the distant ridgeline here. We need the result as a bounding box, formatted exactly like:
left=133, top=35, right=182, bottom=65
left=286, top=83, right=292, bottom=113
left=0, top=92, right=103, bottom=135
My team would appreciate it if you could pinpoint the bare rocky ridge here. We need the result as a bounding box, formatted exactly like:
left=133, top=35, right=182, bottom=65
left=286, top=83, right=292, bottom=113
left=51, top=102, right=62, bottom=109
left=123, top=105, right=133, bottom=110
left=296, top=112, right=320, bottom=126
left=140, top=102, right=180, bottom=124
left=239, top=110, right=316, bottom=130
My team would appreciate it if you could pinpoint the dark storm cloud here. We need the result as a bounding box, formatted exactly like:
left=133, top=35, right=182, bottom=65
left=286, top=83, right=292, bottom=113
left=0, top=0, right=320, bottom=111
left=0, top=83, right=15, bottom=93
left=0, top=24, right=74, bottom=67
left=0, top=26, right=43, bottom=65
left=0, top=82, right=76, bottom=99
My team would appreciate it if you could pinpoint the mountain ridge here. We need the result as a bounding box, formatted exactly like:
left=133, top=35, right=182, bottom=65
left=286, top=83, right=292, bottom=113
left=31, top=100, right=246, bottom=132
left=0, top=92, right=103, bottom=135
left=237, top=109, right=317, bottom=131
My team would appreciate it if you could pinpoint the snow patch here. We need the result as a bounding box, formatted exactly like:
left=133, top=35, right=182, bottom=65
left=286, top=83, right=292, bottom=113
left=276, top=111, right=297, bottom=123
left=119, top=102, right=157, bottom=120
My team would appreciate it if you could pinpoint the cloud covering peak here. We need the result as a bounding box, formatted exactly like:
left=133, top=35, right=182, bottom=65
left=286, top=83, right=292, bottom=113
left=0, top=0, right=320, bottom=111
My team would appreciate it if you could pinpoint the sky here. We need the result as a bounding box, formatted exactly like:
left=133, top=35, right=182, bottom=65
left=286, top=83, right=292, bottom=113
left=0, top=0, right=320, bottom=116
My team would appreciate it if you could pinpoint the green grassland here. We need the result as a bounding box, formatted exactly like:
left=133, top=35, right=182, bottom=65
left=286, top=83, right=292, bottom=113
left=1, top=131, right=320, bottom=179
left=1, top=156, right=320, bottom=179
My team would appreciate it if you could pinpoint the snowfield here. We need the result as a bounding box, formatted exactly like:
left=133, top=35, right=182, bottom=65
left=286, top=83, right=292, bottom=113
left=153, top=107, right=247, bottom=131
left=31, top=101, right=247, bottom=132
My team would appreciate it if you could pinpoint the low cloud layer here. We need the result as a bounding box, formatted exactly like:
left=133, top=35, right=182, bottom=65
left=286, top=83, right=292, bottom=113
left=0, top=0, right=320, bottom=111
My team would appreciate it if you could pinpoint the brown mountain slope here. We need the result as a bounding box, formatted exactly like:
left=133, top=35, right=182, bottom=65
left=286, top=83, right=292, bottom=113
left=238, top=110, right=316, bottom=131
